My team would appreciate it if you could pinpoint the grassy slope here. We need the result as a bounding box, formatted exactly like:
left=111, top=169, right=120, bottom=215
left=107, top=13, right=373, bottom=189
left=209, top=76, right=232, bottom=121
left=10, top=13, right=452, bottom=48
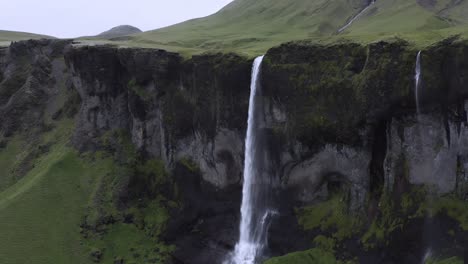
left=0, top=120, right=92, bottom=264
left=0, top=136, right=24, bottom=192
left=0, top=148, right=95, bottom=264
left=0, top=118, right=173, bottom=263
left=128, top=0, right=360, bottom=55
left=264, top=248, right=352, bottom=264
left=0, top=119, right=171, bottom=264
left=113, top=0, right=468, bottom=56
left=0, top=30, right=53, bottom=46
left=340, top=0, right=468, bottom=46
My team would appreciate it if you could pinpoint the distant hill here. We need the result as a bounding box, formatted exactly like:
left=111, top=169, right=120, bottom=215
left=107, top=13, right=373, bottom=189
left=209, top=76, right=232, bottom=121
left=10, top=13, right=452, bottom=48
left=97, top=25, right=142, bottom=39
left=127, top=0, right=468, bottom=54
left=0, top=30, right=53, bottom=45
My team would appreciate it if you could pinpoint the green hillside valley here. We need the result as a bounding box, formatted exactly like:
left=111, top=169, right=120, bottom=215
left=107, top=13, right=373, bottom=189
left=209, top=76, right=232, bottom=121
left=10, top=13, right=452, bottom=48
left=1, top=0, right=468, bottom=264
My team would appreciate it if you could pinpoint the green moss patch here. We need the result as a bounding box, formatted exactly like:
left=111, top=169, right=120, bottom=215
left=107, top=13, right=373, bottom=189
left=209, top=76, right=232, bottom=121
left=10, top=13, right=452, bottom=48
left=361, top=187, right=427, bottom=249
left=427, top=256, right=464, bottom=264
left=128, top=78, right=152, bottom=101
left=85, top=222, right=174, bottom=264
left=430, top=196, right=468, bottom=231
left=297, top=195, right=362, bottom=242
left=264, top=248, right=357, bottom=264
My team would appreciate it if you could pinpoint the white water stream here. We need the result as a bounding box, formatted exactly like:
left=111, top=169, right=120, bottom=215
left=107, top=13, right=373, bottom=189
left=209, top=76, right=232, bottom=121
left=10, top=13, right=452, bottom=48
left=338, top=0, right=376, bottom=33
left=415, top=51, right=422, bottom=114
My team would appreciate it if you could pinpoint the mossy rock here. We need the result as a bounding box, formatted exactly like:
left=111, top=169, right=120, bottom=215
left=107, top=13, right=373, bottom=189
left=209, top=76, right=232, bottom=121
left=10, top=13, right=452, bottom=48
left=297, top=194, right=362, bottom=242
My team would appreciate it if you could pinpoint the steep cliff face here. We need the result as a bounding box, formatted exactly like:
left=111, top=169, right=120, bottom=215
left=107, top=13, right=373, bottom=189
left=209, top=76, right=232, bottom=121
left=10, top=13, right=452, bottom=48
left=0, top=39, right=73, bottom=137
left=65, top=47, right=253, bottom=263
left=65, top=47, right=252, bottom=188
left=68, top=41, right=451, bottom=206
left=261, top=41, right=414, bottom=212
left=0, top=40, right=78, bottom=192
left=261, top=40, right=468, bottom=262
left=1, top=39, right=468, bottom=263
left=261, top=39, right=468, bottom=200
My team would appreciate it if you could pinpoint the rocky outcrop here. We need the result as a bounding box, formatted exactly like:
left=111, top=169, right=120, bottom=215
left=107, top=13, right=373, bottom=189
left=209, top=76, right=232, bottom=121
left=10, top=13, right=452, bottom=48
left=0, top=39, right=72, bottom=137
left=385, top=105, right=468, bottom=196
left=284, top=145, right=370, bottom=210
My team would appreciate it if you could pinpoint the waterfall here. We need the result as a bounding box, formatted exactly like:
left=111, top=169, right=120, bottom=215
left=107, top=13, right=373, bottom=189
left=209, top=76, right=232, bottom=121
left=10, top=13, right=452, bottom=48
left=225, top=55, right=275, bottom=264
left=338, top=0, right=376, bottom=33
left=415, top=51, right=422, bottom=114
left=414, top=50, right=433, bottom=263
left=422, top=247, right=432, bottom=264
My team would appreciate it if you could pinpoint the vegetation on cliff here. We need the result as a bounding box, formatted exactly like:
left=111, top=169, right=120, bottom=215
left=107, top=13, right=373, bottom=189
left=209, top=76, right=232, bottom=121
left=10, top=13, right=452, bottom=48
left=0, top=119, right=177, bottom=264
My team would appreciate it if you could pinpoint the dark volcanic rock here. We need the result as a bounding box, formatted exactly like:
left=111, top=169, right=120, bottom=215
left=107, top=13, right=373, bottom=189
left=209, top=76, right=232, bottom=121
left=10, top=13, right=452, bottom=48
left=65, top=47, right=252, bottom=262
left=0, top=39, right=72, bottom=137
left=166, top=163, right=241, bottom=264
left=262, top=40, right=468, bottom=204
left=65, top=48, right=252, bottom=188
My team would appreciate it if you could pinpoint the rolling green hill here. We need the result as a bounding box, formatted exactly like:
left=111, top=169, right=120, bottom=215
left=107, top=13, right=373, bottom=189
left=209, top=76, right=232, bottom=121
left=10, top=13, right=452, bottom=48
left=123, top=0, right=468, bottom=55
left=0, top=30, right=53, bottom=46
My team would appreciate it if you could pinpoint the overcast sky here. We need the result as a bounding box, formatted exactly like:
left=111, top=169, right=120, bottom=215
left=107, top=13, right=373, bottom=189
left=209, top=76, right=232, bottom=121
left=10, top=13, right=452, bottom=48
left=1, top=0, right=233, bottom=38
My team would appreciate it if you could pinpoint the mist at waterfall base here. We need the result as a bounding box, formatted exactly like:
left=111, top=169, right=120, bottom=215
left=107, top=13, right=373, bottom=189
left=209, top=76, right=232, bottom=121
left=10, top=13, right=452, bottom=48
left=225, top=56, right=277, bottom=264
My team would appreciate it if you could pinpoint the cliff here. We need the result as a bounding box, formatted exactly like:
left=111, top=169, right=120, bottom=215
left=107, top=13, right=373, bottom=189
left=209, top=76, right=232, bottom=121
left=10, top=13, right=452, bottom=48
left=0, top=39, right=467, bottom=263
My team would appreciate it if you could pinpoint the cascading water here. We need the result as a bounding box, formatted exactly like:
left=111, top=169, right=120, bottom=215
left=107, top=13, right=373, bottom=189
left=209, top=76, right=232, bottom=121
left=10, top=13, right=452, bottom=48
left=414, top=51, right=422, bottom=114
left=225, top=55, right=276, bottom=264
left=414, top=50, right=434, bottom=264
left=422, top=248, right=432, bottom=264
left=338, top=0, right=376, bottom=33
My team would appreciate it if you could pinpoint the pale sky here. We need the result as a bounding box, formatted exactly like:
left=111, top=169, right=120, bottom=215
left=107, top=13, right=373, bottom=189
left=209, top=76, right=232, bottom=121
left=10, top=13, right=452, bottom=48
left=1, top=0, right=234, bottom=38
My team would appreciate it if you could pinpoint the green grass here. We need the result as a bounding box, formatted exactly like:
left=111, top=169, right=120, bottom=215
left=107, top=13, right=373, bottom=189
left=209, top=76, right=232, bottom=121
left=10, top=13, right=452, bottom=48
left=0, top=118, right=101, bottom=264
left=74, top=0, right=468, bottom=56
left=0, top=30, right=54, bottom=46
left=0, top=116, right=175, bottom=264
left=0, top=136, right=25, bottom=191
left=4, top=0, right=468, bottom=55
left=85, top=222, right=174, bottom=264
left=119, top=0, right=363, bottom=56
left=0, top=145, right=97, bottom=264
left=427, top=256, right=464, bottom=264
left=0, top=125, right=174, bottom=263
left=263, top=248, right=356, bottom=264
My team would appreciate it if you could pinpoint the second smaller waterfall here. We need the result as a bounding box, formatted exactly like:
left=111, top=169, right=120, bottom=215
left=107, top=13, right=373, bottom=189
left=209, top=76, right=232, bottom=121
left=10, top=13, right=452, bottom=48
left=338, top=0, right=376, bottom=33
left=414, top=51, right=422, bottom=114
